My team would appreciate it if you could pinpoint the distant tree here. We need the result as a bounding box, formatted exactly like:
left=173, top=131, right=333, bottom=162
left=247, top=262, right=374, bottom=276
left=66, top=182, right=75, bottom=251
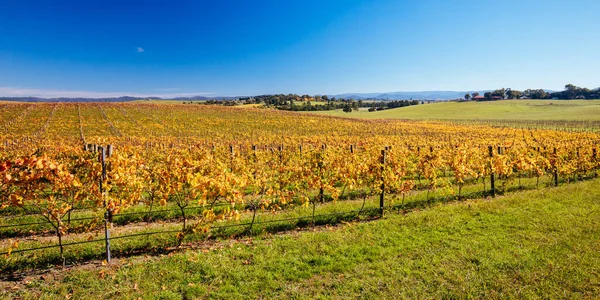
left=565, top=84, right=577, bottom=99
left=484, top=92, right=492, bottom=100
left=464, top=93, right=471, bottom=100
left=513, top=90, right=523, bottom=99
left=472, top=92, right=480, bottom=98
left=524, top=89, right=548, bottom=99
left=322, top=95, right=329, bottom=101
left=506, top=89, right=523, bottom=99
left=342, top=105, right=353, bottom=113
left=563, top=84, right=587, bottom=99
left=492, top=88, right=507, bottom=99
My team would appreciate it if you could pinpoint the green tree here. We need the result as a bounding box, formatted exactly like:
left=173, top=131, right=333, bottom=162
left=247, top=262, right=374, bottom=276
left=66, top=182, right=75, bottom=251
left=506, top=89, right=523, bottom=99
left=464, top=93, right=471, bottom=100
left=492, top=88, right=507, bottom=99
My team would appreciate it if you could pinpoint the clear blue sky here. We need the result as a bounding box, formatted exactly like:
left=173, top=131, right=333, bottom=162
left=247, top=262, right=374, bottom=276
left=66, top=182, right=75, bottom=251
left=1, top=0, right=598, bottom=97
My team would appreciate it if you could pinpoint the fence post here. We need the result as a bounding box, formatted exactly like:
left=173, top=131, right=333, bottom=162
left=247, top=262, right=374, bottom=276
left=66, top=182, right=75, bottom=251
left=489, top=146, right=495, bottom=198
left=107, top=144, right=113, bottom=158
left=554, top=147, right=559, bottom=187
left=350, top=144, right=354, bottom=154
left=593, top=148, right=597, bottom=177
left=380, top=149, right=386, bottom=217
left=278, top=145, right=283, bottom=162
left=99, top=146, right=111, bottom=263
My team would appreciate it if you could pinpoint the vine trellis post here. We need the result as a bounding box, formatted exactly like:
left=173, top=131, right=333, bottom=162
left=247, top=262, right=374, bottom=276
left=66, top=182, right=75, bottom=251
left=98, top=146, right=111, bottom=263
left=380, top=149, right=386, bottom=217
left=489, top=146, right=495, bottom=198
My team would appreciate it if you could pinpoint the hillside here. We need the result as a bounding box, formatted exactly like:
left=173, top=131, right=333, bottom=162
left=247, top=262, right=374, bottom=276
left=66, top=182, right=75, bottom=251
left=312, top=100, right=600, bottom=121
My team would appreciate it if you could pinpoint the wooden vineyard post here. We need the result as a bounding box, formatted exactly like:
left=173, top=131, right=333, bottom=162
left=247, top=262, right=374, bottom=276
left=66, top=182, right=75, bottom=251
left=107, top=144, right=114, bottom=157
left=380, top=149, right=386, bottom=217
left=277, top=145, right=283, bottom=163
left=489, top=146, right=495, bottom=198
left=350, top=144, right=354, bottom=154
left=554, top=147, right=559, bottom=187
left=99, top=146, right=111, bottom=263
left=593, top=148, right=597, bottom=177
left=251, top=145, right=257, bottom=179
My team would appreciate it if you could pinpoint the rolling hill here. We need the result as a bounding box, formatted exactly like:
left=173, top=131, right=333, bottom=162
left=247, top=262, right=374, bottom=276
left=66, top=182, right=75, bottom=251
left=311, top=100, right=600, bottom=121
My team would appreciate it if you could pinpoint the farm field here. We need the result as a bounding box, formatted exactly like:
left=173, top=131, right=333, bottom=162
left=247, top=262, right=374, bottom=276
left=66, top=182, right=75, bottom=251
left=1, top=102, right=599, bottom=298
left=312, top=99, right=600, bottom=121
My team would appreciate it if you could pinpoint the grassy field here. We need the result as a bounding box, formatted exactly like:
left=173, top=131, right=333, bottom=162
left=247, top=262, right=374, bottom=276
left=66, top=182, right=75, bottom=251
left=311, top=100, right=600, bottom=121
left=3, top=178, right=599, bottom=299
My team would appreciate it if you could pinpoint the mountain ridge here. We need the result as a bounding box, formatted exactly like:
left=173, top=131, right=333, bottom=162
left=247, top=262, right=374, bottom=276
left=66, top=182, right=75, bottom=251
left=0, top=90, right=560, bottom=102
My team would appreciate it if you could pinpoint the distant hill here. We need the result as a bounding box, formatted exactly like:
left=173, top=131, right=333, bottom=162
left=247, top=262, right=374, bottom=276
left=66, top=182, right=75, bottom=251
left=0, top=96, right=240, bottom=102
left=0, top=96, right=153, bottom=102
left=172, top=96, right=240, bottom=101
left=330, top=91, right=493, bottom=100
left=0, top=90, right=564, bottom=102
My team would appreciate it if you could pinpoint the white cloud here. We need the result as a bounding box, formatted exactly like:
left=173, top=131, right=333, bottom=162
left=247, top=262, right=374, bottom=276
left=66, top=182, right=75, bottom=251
left=0, top=87, right=214, bottom=99
left=137, top=47, right=144, bottom=53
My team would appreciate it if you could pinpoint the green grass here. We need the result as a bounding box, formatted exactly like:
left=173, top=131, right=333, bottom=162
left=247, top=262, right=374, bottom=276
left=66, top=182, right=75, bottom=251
left=312, top=100, right=600, bottom=121
left=0, top=172, right=591, bottom=273
left=0, top=171, right=572, bottom=272
left=3, top=178, right=600, bottom=299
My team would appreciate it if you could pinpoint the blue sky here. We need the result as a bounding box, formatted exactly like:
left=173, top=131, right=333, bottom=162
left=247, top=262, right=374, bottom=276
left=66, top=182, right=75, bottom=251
left=1, top=0, right=599, bottom=97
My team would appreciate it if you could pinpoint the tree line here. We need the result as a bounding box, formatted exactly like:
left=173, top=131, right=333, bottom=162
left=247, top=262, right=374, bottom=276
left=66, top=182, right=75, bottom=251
left=194, top=94, right=420, bottom=112
left=464, top=84, right=599, bottom=101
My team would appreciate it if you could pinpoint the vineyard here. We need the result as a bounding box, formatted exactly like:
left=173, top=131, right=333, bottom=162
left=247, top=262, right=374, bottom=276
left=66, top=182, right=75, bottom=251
left=1, top=102, right=599, bottom=273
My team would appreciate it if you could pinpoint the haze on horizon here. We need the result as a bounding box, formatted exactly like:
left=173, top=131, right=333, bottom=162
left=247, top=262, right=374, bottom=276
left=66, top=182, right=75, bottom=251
left=1, top=0, right=598, bottom=98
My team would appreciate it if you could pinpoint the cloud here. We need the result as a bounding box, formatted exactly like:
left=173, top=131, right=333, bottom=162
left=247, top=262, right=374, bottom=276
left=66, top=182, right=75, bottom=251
left=0, top=87, right=214, bottom=99
left=137, top=47, right=144, bottom=53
